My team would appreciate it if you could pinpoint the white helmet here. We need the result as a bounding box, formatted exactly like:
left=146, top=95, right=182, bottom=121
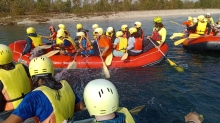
left=107, top=27, right=114, bottom=33
left=76, top=32, right=85, bottom=37
left=94, top=28, right=103, bottom=35
left=206, top=13, right=210, bottom=16
left=83, top=79, right=119, bottom=116
left=92, top=24, right=99, bottom=29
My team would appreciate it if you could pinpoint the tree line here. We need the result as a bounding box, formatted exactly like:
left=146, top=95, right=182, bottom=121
left=0, top=0, right=219, bottom=16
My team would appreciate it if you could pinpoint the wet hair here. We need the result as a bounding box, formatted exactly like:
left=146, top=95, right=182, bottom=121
left=0, top=62, right=15, bottom=70
left=131, top=32, right=141, bottom=38
left=32, top=74, right=62, bottom=100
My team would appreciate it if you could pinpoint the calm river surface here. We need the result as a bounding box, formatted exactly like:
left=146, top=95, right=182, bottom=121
left=1, top=13, right=220, bottom=123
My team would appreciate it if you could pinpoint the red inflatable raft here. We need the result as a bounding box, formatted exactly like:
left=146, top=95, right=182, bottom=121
left=182, top=35, right=220, bottom=51
left=9, top=40, right=169, bottom=68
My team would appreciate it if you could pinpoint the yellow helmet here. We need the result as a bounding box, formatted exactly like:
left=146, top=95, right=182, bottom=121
left=116, top=31, right=123, bottom=38
left=58, top=24, right=66, bottom=30
left=129, top=27, right=137, bottom=35
left=57, top=29, right=66, bottom=38
left=153, top=16, right=162, bottom=23
left=134, top=21, right=141, bottom=28
left=197, top=15, right=205, bottom=22
left=76, top=32, right=85, bottom=37
left=92, top=24, right=99, bottom=29
left=84, top=79, right=119, bottom=116
left=26, top=27, right=36, bottom=34
left=29, top=56, right=54, bottom=77
left=107, top=27, right=114, bottom=33
left=94, top=28, right=103, bottom=35
left=121, top=24, right=128, bottom=31
left=76, top=23, right=83, bottom=30
left=188, top=16, right=193, bottom=21
left=0, top=44, right=13, bottom=65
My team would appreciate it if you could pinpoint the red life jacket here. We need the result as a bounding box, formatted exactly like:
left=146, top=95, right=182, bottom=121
left=151, top=28, right=162, bottom=41
left=133, top=37, right=142, bottom=50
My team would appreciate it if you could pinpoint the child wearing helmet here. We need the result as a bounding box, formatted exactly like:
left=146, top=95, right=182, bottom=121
left=105, top=27, right=116, bottom=43
left=83, top=79, right=137, bottom=123
left=134, top=21, right=145, bottom=40
left=205, top=13, right=215, bottom=26
left=182, top=16, right=193, bottom=27
left=94, top=28, right=113, bottom=57
left=0, top=44, right=32, bottom=116
left=58, top=24, right=70, bottom=36
left=143, top=16, right=167, bottom=53
left=121, top=24, right=130, bottom=39
left=22, top=27, right=43, bottom=55
left=55, top=30, right=78, bottom=56
left=126, top=27, right=142, bottom=56
left=2, top=56, right=84, bottom=123
left=76, top=32, right=94, bottom=56
left=41, top=26, right=57, bottom=43
left=113, top=31, right=128, bottom=57
left=76, top=23, right=89, bottom=39
left=187, top=15, right=211, bottom=36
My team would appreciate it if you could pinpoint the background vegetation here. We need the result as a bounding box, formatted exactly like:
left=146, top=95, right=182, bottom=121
left=0, top=0, right=219, bottom=16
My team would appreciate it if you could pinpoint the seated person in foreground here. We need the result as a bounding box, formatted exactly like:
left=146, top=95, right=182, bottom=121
left=84, top=79, right=137, bottom=122
left=143, top=16, right=166, bottom=53
left=126, top=27, right=142, bottom=56
left=113, top=31, right=128, bottom=57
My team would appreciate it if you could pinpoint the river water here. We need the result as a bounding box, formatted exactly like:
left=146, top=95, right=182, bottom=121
left=1, top=14, right=220, bottom=123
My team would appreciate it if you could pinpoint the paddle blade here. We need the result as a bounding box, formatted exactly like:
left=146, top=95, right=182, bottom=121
left=174, top=38, right=186, bottom=46
left=129, top=105, right=145, bottom=115
left=43, top=50, right=59, bottom=57
left=167, top=58, right=177, bottom=66
left=105, top=53, right=113, bottom=66
left=174, top=66, right=184, bottom=72
left=103, top=62, right=110, bottom=79
left=67, top=60, right=76, bottom=69
left=170, top=33, right=185, bottom=39
left=189, top=34, right=200, bottom=38
left=121, top=52, right=128, bottom=61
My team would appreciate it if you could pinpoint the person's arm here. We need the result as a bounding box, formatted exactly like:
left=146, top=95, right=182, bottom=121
left=187, top=23, right=198, bottom=32
left=22, top=37, right=32, bottom=55
left=113, top=38, right=120, bottom=49
left=99, top=39, right=110, bottom=57
left=206, top=23, right=211, bottom=35
left=0, top=81, right=6, bottom=112
left=73, top=92, right=84, bottom=112
left=0, top=114, right=23, bottom=123
left=126, top=37, right=135, bottom=50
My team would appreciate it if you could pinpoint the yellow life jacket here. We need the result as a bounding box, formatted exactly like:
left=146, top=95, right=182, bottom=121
left=56, top=37, right=63, bottom=45
left=0, top=63, right=31, bottom=111
left=34, top=80, right=75, bottom=123
left=116, top=37, right=128, bottom=53
left=92, top=107, right=135, bottom=123
left=196, top=22, right=207, bottom=35
left=29, top=35, right=43, bottom=47
left=218, top=21, right=220, bottom=25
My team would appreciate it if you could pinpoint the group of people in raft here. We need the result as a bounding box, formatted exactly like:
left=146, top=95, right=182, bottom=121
left=22, top=16, right=167, bottom=60
left=0, top=47, right=204, bottom=123
left=181, top=13, right=220, bottom=36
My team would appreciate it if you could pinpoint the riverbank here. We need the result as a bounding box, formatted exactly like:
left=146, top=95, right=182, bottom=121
left=1, top=9, right=220, bottom=25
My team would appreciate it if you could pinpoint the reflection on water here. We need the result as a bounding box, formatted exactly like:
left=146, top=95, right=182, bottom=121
left=1, top=14, right=220, bottom=122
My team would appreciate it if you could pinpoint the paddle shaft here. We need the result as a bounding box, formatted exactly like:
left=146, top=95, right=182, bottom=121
left=18, top=44, right=27, bottom=61
left=148, top=38, right=166, bottom=57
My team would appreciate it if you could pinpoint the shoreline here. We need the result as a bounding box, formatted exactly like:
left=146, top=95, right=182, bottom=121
left=1, top=9, right=220, bottom=25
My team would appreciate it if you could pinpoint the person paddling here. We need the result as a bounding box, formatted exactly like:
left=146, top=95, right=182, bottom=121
left=121, top=24, right=130, bottom=39
left=41, top=26, right=57, bottom=44
left=1, top=56, right=84, bottom=123
left=58, top=24, right=70, bottom=36
left=0, top=44, right=32, bottom=120
left=113, top=31, right=128, bottom=57
left=83, top=79, right=137, bottom=122
left=143, top=16, right=167, bottom=53
left=182, top=16, right=193, bottom=27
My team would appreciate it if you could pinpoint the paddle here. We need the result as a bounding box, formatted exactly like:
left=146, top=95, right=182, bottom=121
left=97, top=42, right=110, bottom=79
left=72, top=105, right=145, bottom=123
left=105, top=52, right=113, bottom=66
left=18, top=45, right=27, bottom=62
left=170, top=33, right=185, bottom=40
left=174, top=34, right=201, bottom=46
left=148, top=38, right=184, bottom=72
left=42, top=50, right=59, bottom=57
left=121, top=52, right=128, bottom=61
left=67, top=52, right=78, bottom=69
left=37, top=45, right=52, bottom=49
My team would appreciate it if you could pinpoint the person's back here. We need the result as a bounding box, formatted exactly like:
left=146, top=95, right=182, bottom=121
left=1, top=56, right=84, bottom=123
left=83, top=79, right=136, bottom=123
left=134, top=21, right=144, bottom=40
left=113, top=31, right=128, bottom=57
left=0, top=44, right=31, bottom=118
left=23, top=27, right=43, bottom=55
left=76, top=32, right=94, bottom=56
